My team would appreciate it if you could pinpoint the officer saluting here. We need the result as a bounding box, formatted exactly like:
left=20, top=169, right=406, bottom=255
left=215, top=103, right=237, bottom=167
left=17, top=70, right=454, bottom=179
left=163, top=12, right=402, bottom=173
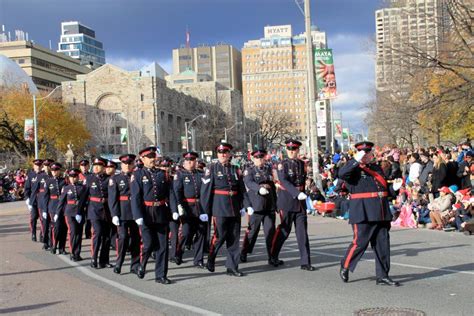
left=172, top=151, right=209, bottom=268
left=201, top=142, right=248, bottom=277
left=240, top=149, right=277, bottom=264
left=108, top=154, right=140, bottom=275
left=338, top=141, right=401, bottom=286
left=131, top=146, right=177, bottom=285
left=42, top=163, right=67, bottom=254
left=270, top=139, right=315, bottom=271
left=56, top=169, right=87, bottom=262
left=84, top=158, right=112, bottom=269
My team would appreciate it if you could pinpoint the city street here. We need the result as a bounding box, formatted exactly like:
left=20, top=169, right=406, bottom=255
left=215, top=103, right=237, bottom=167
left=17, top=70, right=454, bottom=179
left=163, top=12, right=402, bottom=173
left=1, top=201, right=473, bottom=315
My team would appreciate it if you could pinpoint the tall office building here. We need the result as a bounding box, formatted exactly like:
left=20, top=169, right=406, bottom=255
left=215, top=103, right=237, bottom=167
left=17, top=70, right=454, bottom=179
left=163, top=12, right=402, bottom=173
left=172, top=44, right=242, bottom=91
left=57, top=21, right=105, bottom=68
left=242, top=25, right=327, bottom=146
left=375, top=0, right=445, bottom=90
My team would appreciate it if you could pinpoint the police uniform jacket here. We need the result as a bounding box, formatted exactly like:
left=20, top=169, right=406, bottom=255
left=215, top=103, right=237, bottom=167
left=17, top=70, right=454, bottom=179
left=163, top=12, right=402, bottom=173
left=173, top=169, right=205, bottom=217
left=42, top=176, right=66, bottom=215
left=108, top=172, right=134, bottom=221
left=200, top=162, right=249, bottom=217
left=243, top=163, right=277, bottom=213
left=84, top=174, right=110, bottom=221
left=56, top=183, right=88, bottom=217
left=276, top=158, right=307, bottom=213
left=338, top=159, right=396, bottom=224
left=130, top=167, right=175, bottom=224
left=24, top=171, right=44, bottom=207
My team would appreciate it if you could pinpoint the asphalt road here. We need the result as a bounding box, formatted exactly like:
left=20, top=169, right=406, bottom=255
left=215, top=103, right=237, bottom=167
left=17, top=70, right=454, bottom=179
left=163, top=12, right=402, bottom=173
left=1, top=201, right=473, bottom=315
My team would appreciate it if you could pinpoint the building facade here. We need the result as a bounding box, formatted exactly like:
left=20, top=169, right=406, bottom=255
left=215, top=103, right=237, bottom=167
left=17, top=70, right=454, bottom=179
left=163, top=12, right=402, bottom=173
left=57, top=21, right=105, bottom=68
left=0, top=40, right=91, bottom=91
left=172, top=44, right=242, bottom=91
left=242, top=25, right=328, bottom=149
left=61, top=64, right=226, bottom=157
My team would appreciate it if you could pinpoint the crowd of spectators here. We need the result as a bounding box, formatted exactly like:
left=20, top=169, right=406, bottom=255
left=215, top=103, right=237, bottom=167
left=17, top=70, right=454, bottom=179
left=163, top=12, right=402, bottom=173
left=0, top=169, right=27, bottom=202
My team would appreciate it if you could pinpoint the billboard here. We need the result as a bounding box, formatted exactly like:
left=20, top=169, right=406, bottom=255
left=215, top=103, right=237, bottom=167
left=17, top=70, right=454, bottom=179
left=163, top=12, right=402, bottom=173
left=314, top=49, right=337, bottom=100
left=24, top=119, right=34, bottom=141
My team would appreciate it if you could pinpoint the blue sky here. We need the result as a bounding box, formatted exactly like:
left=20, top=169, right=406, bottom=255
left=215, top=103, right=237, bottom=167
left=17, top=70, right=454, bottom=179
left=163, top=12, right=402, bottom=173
left=1, top=0, right=387, bottom=133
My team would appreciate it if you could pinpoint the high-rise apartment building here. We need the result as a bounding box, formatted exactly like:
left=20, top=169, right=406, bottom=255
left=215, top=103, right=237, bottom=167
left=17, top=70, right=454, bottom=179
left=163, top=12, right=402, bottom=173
left=242, top=25, right=327, bottom=145
left=57, top=21, right=105, bottom=68
left=375, top=0, right=444, bottom=90
left=172, top=44, right=242, bottom=91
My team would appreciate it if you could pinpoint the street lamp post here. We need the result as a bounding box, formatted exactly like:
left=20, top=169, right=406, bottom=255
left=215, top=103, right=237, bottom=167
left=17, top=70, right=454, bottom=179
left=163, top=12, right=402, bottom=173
left=32, top=85, right=63, bottom=159
left=184, top=114, right=206, bottom=151
left=224, top=121, right=242, bottom=143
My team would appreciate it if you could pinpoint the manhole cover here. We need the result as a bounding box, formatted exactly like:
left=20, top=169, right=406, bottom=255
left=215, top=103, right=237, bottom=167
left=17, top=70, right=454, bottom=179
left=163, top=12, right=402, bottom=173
left=354, top=307, right=426, bottom=316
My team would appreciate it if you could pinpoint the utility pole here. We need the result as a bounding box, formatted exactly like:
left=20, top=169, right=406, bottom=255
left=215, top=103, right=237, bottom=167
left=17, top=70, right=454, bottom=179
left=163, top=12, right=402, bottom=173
left=304, top=0, right=320, bottom=183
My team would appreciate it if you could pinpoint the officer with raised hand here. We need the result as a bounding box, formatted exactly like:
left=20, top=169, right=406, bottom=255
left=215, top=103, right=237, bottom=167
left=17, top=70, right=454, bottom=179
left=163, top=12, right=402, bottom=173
left=108, top=154, right=140, bottom=275
left=201, top=142, right=249, bottom=277
left=240, top=149, right=277, bottom=264
left=338, top=141, right=402, bottom=286
left=270, top=139, right=315, bottom=271
left=131, top=146, right=177, bottom=285
left=172, top=151, right=209, bottom=268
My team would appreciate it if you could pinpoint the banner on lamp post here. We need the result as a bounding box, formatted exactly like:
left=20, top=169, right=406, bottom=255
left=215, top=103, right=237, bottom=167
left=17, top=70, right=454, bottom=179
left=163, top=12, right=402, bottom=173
left=24, top=119, right=34, bottom=141
left=120, top=128, right=128, bottom=145
left=314, top=48, right=337, bottom=100
left=334, top=119, right=342, bottom=137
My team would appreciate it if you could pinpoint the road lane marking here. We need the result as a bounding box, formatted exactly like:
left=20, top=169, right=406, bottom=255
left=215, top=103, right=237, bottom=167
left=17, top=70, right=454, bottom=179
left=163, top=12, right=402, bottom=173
left=58, top=256, right=221, bottom=316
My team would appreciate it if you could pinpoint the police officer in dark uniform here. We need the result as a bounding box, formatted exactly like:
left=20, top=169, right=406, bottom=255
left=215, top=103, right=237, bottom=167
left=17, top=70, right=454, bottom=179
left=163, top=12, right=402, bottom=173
left=42, top=163, right=67, bottom=254
left=84, top=158, right=113, bottom=269
left=270, top=139, right=315, bottom=271
left=56, top=169, right=87, bottom=261
left=38, top=159, right=55, bottom=249
left=201, top=142, right=249, bottom=277
left=78, top=159, right=92, bottom=239
left=25, top=159, right=44, bottom=242
left=240, top=149, right=277, bottom=264
left=108, top=154, right=140, bottom=275
left=105, top=160, right=118, bottom=251
left=131, top=146, right=177, bottom=285
left=172, top=151, right=209, bottom=268
left=338, top=141, right=401, bottom=286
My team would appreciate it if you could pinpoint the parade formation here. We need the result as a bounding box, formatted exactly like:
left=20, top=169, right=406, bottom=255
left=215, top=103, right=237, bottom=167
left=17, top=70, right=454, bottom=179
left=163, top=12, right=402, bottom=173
left=23, top=139, right=404, bottom=286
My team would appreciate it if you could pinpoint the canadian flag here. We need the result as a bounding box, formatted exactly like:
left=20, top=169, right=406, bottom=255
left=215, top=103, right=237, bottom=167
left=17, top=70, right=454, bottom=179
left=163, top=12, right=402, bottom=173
left=186, top=29, right=190, bottom=48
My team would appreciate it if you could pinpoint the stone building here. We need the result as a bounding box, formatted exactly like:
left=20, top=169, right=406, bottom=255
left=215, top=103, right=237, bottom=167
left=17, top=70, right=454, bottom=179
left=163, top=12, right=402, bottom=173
left=61, top=64, right=224, bottom=157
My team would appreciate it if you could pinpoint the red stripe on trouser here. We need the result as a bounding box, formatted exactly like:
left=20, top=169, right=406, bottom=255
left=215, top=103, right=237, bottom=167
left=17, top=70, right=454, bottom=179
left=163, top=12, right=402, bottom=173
left=208, top=217, right=218, bottom=257
left=116, top=232, right=119, bottom=259
left=50, top=214, right=55, bottom=246
left=65, top=217, right=73, bottom=254
left=344, top=224, right=358, bottom=269
left=39, top=211, right=45, bottom=235
left=90, top=226, right=95, bottom=257
left=270, top=210, right=284, bottom=255
left=138, top=227, right=143, bottom=264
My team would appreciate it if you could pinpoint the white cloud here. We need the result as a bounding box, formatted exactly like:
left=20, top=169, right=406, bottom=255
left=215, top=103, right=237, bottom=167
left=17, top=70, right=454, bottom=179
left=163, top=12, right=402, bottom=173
left=106, top=56, right=173, bottom=73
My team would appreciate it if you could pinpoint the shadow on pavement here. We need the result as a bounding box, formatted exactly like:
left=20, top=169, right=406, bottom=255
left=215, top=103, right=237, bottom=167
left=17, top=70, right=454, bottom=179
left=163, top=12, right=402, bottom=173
left=0, top=301, right=63, bottom=313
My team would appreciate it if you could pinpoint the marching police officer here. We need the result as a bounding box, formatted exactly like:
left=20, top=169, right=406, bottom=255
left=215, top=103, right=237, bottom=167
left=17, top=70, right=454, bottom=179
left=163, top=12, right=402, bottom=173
left=240, top=149, right=277, bottom=264
left=201, top=142, right=248, bottom=277
left=108, top=154, right=140, bottom=275
left=84, top=158, right=112, bottom=269
left=24, top=159, right=44, bottom=242
left=56, top=169, right=87, bottom=261
left=38, top=159, right=54, bottom=249
left=131, top=146, right=177, bottom=284
left=42, top=163, right=67, bottom=254
left=338, top=141, right=401, bottom=286
left=172, top=151, right=209, bottom=268
left=270, top=139, right=315, bottom=271
left=78, top=159, right=92, bottom=239
left=105, top=160, right=118, bottom=250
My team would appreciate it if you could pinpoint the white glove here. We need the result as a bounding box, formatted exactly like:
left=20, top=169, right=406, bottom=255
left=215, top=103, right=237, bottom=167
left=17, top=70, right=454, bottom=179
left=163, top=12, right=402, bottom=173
left=240, top=208, right=246, bottom=217
left=199, top=214, right=209, bottom=222
left=247, top=207, right=255, bottom=216
left=42, top=212, right=47, bottom=219
left=259, top=187, right=269, bottom=195
left=172, top=212, right=179, bottom=221
left=53, top=214, right=58, bottom=222
left=393, top=178, right=403, bottom=191
left=112, top=216, right=120, bottom=226
left=297, top=192, right=308, bottom=200
left=354, top=150, right=366, bottom=162
left=25, top=198, right=30, bottom=206
left=75, top=214, right=82, bottom=223
left=177, top=204, right=185, bottom=216
left=135, top=218, right=144, bottom=226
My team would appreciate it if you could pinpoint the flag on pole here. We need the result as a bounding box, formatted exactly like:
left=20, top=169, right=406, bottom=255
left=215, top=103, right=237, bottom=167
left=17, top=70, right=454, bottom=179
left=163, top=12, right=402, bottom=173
left=186, top=27, right=190, bottom=48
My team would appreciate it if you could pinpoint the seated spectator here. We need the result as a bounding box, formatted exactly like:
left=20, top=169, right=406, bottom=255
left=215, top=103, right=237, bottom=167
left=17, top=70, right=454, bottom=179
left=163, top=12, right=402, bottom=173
left=457, top=151, right=473, bottom=190
left=428, top=186, right=454, bottom=230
